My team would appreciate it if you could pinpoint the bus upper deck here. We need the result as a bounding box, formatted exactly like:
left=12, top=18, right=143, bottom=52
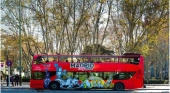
left=33, top=53, right=142, bottom=65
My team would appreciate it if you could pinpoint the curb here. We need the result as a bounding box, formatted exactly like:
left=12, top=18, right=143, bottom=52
left=145, top=84, right=169, bottom=86
left=1, top=87, right=30, bottom=89
left=1, top=85, right=30, bottom=89
left=1, top=88, right=30, bottom=89
left=1, top=85, right=169, bottom=89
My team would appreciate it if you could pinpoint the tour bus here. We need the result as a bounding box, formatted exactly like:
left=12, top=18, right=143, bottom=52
left=30, top=53, right=144, bottom=90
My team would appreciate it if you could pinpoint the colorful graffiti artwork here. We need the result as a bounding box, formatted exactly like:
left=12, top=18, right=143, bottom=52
left=43, top=63, right=114, bottom=89
left=44, top=70, right=51, bottom=88
left=44, top=64, right=51, bottom=88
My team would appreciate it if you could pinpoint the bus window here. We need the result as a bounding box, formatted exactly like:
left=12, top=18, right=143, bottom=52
left=106, top=58, right=111, bottom=62
left=61, top=72, right=73, bottom=80
left=84, top=58, right=89, bottom=62
left=60, top=57, right=67, bottom=62
left=104, top=72, right=111, bottom=80
left=113, top=72, right=135, bottom=80
left=126, top=57, right=140, bottom=64
left=33, top=72, right=45, bottom=80
left=101, top=58, right=111, bottom=62
left=91, top=58, right=101, bottom=63
left=119, top=58, right=128, bottom=63
left=48, top=57, right=58, bottom=62
left=79, top=72, right=88, bottom=81
left=133, top=58, right=139, bottom=64
left=91, top=72, right=103, bottom=79
left=73, top=72, right=79, bottom=79
left=119, top=57, right=139, bottom=64
left=52, top=57, right=58, bottom=62
left=127, top=58, right=134, bottom=63
left=112, top=57, right=118, bottom=63
left=67, top=72, right=73, bottom=78
left=34, top=56, right=44, bottom=64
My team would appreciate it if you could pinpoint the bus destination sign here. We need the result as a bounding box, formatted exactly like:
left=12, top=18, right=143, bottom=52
left=70, top=62, right=94, bottom=70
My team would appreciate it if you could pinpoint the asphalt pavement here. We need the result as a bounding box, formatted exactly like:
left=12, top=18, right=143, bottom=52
left=1, top=82, right=170, bottom=93
left=1, top=83, right=170, bottom=93
left=1, top=82, right=169, bottom=89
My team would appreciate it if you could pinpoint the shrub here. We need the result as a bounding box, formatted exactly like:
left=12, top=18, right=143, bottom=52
left=144, top=79, right=148, bottom=84
left=22, top=78, right=30, bottom=82
left=146, top=79, right=164, bottom=84
left=164, top=80, right=169, bottom=84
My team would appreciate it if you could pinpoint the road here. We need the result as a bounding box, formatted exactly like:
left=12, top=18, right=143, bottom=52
left=1, top=85, right=170, bottom=93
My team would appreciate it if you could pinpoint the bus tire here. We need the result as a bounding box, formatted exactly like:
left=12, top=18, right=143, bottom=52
left=49, top=82, right=60, bottom=90
left=114, top=82, right=125, bottom=91
left=143, top=85, right=146, bottom=88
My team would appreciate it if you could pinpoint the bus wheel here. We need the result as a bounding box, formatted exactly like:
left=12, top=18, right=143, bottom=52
left=49, top=82, right=60, bottom=90
left=114, top=82, right=124, bottom=91
left=143, top=85, right=146, bottom=88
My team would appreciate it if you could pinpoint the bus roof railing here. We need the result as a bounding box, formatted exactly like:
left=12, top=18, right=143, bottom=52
left=34, top=53, right=141, bottom=58
left=123, top=53, right=141, bottom=55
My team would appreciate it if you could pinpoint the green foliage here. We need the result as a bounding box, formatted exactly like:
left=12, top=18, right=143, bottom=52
left=22, top=78, right=30, bottom=82
left=83, top=44, right=114, bottom=55
left=1, top=0, right=169, bottom=79
left=118, top=0, right=168, bottom=54
left=144, top=79, right=167, bottom=84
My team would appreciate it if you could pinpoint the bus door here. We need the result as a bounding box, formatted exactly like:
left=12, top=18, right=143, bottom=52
left=119, top=72, right=134, bottom=89
left=133, top=68, right=143, bottom=88
left=30, top=71, right=45, bottom=89
left=30, top=79, right=44, bottom=89
left=113, top=72, right=134, bottom=89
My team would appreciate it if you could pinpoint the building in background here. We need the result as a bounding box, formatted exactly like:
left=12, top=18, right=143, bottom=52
left=0, top=62, right=6, bottom=74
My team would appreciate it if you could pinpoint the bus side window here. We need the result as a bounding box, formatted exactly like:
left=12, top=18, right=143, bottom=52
left=104, top=72, right=110, bottom=80
left=133, top=58, right=139, bottom=64
left=128, top=59, right=132, bottom=63
left=45, top=60, right=49, bottom=63
left=35, top=56, right=43, bottom=64
left=73, top=72, right=78, bottom=79
left=33, top=61, right=36, bottom=64
left=119, top=58, right=126, bottom=63
left=113, top=58, right=118, bottom=63
left=134, top=58, right=139, bottom=63
left=66, top=60, right=68, bottom=62
left=105, top=58, right=111, bottom=62
left=90, top=60, right=94, bottom=63
left=33, top=72, right=45, bottom=79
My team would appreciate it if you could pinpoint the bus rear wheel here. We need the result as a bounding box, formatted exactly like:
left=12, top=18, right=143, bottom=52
left=114, top=82, right=125, bottom=91
left=49, top=82, right=60, bottom=90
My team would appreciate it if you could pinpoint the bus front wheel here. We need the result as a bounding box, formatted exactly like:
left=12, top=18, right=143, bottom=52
left=114, top=82, right=125, bottom=91
left=49, top=82, right=60, bottom=90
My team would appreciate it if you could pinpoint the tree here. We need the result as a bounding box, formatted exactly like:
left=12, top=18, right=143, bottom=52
left=110, top=0, right=168, bottom=54
left=1, top=0, right=169, bottom=79
left=83, top=44, right=114, bottom=55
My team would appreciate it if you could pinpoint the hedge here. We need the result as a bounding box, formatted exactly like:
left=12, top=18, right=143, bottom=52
left=22, top=78, right=30, bottom=82
left=144, top=79, right=169, bottom=84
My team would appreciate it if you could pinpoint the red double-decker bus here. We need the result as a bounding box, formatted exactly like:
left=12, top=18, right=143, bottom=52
left=30, top=53, right=144, bottom=90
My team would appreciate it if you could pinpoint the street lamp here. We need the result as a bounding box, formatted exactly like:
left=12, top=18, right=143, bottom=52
left=19, top=0, right=22, bottom=86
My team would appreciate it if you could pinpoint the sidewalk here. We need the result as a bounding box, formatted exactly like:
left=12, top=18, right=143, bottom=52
left=1, top=82, right=169, bottom=89
left=145, top=84, right=169, bottom=86
left=1, top=82, right=30, bottom=89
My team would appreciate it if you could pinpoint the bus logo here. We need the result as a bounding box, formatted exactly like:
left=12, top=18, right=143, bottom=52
left=70, top=63, right=94, bottom=70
